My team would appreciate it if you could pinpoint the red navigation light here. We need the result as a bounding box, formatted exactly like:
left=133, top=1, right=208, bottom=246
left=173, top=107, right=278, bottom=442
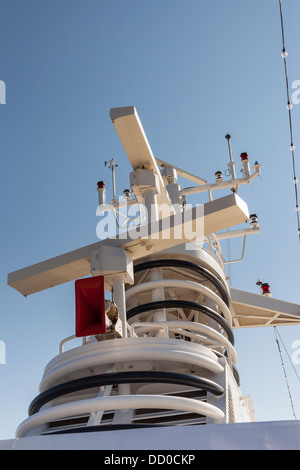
left=240, top=152, right=249, bottom=160
left=97, top=181, right=105, bottom=189
left=261, top=283, right=271, bottom=294
left=75, top=276, right=106, bottom=337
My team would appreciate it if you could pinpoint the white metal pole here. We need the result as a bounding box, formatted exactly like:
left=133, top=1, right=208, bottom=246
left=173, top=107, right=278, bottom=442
left=144, top=188, right=158, bottom=223
left=150, top=267, right=166, bottom=335
left=113, top=277, right=127, bottom=338
left=225, top=133, right=237, bottom=181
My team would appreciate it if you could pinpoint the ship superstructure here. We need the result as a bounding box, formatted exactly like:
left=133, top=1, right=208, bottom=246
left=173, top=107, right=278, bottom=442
left=5, top=106, right=300, bottom=448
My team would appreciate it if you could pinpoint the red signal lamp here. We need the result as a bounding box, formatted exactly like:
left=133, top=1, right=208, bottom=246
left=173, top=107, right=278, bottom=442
left=261, top=283, right=271, bottom=295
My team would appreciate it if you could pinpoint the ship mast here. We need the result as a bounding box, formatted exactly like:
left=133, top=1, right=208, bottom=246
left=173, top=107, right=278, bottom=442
left=8, top=106, right=300, bottom=438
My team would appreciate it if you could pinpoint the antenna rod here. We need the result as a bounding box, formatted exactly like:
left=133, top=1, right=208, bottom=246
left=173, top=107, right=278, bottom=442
left=225, top=133, right=233, bottom=163
left=106, top=158, right=118, bottom=203
left=225, top=133, right=237, bottom=184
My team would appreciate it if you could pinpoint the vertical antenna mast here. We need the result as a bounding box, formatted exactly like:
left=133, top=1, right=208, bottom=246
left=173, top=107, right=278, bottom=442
left=225, top=133, right=234, bottom=281
left=225, top=133, right=237, bottom=183
left=105, top=158, right=118, bottom=203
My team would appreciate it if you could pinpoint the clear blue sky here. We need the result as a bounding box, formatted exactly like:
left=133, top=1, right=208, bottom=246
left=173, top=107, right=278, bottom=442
left=0, top=0, right=300, bottom=440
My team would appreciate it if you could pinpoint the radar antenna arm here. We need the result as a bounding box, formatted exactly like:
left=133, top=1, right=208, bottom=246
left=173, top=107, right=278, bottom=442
left=110, top=106, right=173, bottom=211
left=7, top=192, right=250, bottom=296
left=181, top=165, right=261, bottom=196
left=155, top=158, right=207, bottom=186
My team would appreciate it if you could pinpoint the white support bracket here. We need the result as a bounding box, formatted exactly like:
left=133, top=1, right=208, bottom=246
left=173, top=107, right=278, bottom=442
left=90, top=245, right=134, bottom=289
left=130, top=168, right=160, bottom=203
left=181, top=162, right=262, bottom=197
left=230, top=288, right=300, bottom=328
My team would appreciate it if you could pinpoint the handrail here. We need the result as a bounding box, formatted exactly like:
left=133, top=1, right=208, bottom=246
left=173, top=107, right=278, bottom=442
left=126, top=278, right=232, bottom=326
left=223, top=235, right=247, bottom=265
left=126, top=299, right=234, bottom=345
left=129, top=319, right=237, bottom=366
left=133, top=258, right=230, bottom=307
left=130, top=322, right=169, bottom=338
left=59, top=335, right=86, bottom=354
left=18, top=393, right=225, bottom=438
left=29, top=370, right=224, bottom=416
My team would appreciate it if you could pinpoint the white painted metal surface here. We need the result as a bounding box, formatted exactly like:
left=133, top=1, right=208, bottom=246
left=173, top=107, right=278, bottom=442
left=125, top=278, right=232, bottom=326
left=7, top=192, right=249, bottom=296
left=231, top=288, right=300, bottom=328
left=110, top=106, right=172, bottom=209
left=155, top=157, right=207, bottom=186
left=5, top=105, right=300, bottom=449
left=2, top=420, right=300, bottom=450
left=39, top=338, right=224, bottom=392
left=16, top=394, right=225, bottom=438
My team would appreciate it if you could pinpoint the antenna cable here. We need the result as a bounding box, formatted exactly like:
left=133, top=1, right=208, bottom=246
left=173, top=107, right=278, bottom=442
left=278, top=0, right=300, bottom=242
left=274, top=326, right=297, bottom=419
